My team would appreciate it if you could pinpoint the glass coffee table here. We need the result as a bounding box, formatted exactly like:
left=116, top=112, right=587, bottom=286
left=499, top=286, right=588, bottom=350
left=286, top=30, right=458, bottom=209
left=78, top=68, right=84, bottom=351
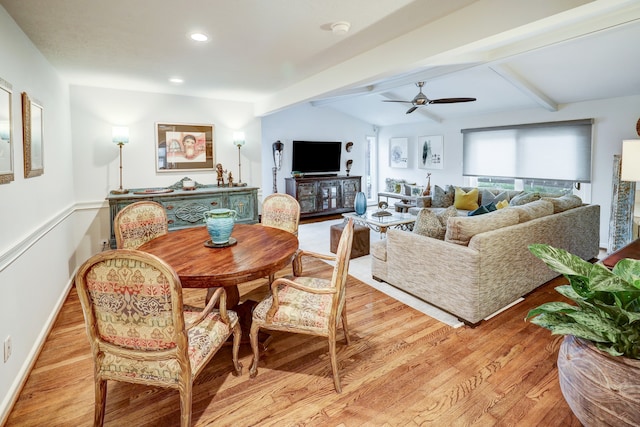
left=342, top=210, right=416, bottom=238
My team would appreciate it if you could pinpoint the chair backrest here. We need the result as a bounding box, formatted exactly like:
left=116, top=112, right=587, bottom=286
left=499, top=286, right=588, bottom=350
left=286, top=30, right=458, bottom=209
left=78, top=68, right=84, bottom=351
left=261, top=193, right=301, bottom=235
left=75, top=249, right=189, bottom=369
left=114, top=201, right=169, bottom=249
left=330, top=218, right=354, bottom=316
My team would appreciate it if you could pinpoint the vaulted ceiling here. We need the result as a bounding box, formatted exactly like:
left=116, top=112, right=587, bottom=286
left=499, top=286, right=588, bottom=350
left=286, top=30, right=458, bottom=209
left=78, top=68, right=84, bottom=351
left=2, top=0, right=639, bottom=126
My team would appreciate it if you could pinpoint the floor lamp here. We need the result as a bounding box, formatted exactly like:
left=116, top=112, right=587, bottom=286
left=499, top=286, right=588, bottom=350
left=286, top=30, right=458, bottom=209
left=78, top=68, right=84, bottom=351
left=621, top=139, right=640, bottom=183
left=233, top=131, right=247, bottom=186
left=110, top=126, right=129, bottom=194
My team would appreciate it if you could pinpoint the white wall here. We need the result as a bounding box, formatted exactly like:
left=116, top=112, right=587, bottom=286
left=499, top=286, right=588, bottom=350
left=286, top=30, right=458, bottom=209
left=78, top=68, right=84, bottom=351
left=261, top=103, right=375, bottom=198
left=377, top=95, right=640, bottom=248
left=0, top=7, right=76, bottom=419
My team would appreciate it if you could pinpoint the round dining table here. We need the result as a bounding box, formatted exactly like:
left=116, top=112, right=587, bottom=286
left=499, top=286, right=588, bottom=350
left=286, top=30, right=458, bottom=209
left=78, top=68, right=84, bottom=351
left=138, top=223, right=299, bottom=344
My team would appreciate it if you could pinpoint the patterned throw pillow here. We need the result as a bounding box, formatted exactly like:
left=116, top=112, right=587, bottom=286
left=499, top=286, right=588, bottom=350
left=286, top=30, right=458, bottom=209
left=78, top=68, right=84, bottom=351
left=509, top=191, right=541, bottom=206
left=454, top=187, right=479, bottom=210
left=413, top=206, right=458, bottom=239
left=431, top=185, right=455, bottom=208
left=541, top=194, right=583, bottom=213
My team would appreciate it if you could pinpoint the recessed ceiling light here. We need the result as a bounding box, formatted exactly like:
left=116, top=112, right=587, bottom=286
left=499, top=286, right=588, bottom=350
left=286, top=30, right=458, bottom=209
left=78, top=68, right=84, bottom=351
left=169, top=77, right=184, bottom=84
left=189, top=32, right=209, bottom=42
left=331, top=21, right=350, bottom=35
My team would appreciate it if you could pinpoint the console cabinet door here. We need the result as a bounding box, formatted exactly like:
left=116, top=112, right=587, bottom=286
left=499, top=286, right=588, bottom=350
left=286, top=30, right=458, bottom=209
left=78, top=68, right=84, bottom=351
left=297, top=182, right=317, bottom=214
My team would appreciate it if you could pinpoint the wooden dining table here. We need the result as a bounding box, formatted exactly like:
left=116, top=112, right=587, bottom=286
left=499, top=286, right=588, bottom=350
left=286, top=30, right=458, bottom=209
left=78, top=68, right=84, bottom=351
left=137, top=223, right=299, bottom=343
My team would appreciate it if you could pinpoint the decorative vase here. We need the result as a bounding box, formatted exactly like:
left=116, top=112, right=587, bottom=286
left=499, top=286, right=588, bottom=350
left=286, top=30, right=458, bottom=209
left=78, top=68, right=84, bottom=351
left=557, top=335, right=640, bottom=426
left=354, top=191, right=367, bottom=215
left=203, top=208, right=237, bottom=244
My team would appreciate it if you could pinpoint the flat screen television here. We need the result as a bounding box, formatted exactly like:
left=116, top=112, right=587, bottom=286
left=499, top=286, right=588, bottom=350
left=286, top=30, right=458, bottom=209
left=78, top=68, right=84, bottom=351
left=292, top=140, right=342, bottom=174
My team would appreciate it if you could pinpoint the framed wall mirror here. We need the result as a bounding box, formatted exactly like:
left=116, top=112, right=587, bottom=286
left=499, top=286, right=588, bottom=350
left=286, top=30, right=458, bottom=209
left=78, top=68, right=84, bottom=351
left=22, top=92, right=44, bottom=178
left=0, top=78, right=13, bottom=184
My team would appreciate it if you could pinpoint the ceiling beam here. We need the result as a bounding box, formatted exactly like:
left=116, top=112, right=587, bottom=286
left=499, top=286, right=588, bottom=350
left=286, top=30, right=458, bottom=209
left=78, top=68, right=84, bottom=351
left=490, top=64, right=558, bottom=111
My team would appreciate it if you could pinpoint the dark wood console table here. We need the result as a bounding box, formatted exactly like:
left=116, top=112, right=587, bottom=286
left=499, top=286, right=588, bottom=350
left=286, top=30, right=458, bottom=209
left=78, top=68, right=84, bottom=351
left=106, top=178, right=258, bottom=248
left=601, top=238, right=640, bottom=269
left=285, top=175, right=361, bottom=218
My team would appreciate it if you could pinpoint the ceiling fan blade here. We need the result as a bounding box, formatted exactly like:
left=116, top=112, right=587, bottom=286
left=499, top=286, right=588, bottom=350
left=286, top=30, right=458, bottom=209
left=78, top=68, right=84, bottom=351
left=406, top=106, right=418, bottom=114
left=429, top=97, right=476, bottom=104
left=383, top=100, right=412, bottom=103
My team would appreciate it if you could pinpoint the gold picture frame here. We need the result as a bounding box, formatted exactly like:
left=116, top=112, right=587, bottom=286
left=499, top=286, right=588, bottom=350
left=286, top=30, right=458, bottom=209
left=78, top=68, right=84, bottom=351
left=22, top=92, right=44, bottom=178
left=0, top=78, right=13, bottom=184
left=156, top=122, right=215, bottom=172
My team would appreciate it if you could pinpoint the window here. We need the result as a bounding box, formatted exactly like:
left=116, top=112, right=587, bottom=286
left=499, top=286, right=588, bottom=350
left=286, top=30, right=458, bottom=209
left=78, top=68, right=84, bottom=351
left=462, top=119, right=593, bottom=183
left=365, top=135, right=377, bottom=201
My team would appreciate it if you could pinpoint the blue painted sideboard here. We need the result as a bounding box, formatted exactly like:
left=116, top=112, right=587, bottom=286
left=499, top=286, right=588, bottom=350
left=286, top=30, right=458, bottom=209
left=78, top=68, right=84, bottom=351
left=106, top=179, right=259, bottom=249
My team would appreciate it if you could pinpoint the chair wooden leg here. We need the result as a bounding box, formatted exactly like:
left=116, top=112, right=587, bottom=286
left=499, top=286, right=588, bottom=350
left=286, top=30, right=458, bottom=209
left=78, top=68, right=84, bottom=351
left=179, top=381, right=193, bottom=427
left=328, top=335, right=342, bottom=393
left=231, top=321, right=243, bottom=376
left=268, top=272, right=275, bottom=285
left=249, top=321, right=261, bottom=378
left=94, top=378, right=107, bottom=426
left=341, top=309, right=351, bottom=345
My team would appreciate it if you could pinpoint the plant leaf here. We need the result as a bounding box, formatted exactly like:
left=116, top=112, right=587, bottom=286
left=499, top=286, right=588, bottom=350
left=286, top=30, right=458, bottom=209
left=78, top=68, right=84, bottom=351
left=528, top=244, right=593, bottom=277
left=612, top=258, right=640, bottom=289
left=526, top=302, right=578, bottom=319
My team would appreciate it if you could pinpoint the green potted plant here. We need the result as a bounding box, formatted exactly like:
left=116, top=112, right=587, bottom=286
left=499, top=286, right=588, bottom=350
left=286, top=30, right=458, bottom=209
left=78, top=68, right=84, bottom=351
left=526, top=243, right=640, bottom=427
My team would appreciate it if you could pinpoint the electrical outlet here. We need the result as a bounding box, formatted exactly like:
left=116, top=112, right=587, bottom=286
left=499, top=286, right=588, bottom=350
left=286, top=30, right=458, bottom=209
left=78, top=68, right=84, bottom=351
left=4, top=335, right=11, bottom=363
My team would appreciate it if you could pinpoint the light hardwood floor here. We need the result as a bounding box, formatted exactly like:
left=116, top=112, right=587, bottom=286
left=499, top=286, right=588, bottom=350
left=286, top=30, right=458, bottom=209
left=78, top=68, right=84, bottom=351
left=4, top=220, right=583, bottom=426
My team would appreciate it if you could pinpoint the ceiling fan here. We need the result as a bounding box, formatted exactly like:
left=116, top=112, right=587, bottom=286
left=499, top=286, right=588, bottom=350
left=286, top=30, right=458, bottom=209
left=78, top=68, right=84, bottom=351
left=383, top=82, right=476, bottom=114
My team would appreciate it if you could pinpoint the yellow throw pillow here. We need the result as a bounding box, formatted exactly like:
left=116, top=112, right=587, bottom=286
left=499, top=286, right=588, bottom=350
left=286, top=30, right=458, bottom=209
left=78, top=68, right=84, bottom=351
left=454, top=187, right=479, bottom=210
left=496, top=200, right=509, bottom=209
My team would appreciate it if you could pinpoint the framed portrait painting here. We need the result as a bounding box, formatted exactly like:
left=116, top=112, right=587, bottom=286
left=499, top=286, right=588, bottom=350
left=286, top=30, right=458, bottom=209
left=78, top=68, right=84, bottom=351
left=418, top=135, right=444, bottom=169
left=22, top=92, right=44, bottom=178
left=0, top=78, right=13, bottom=184
left=389, top=137, right=408, bottom=168
left=156, top=122, right=215, bottom=172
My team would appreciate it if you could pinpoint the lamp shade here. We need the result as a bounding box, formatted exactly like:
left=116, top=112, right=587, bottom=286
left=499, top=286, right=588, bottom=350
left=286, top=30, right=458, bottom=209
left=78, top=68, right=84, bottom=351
left=621, top=139, right=640, bottom=181
left=233, top=131, right=245, bottom=147
left=112, top=126, right=129, bottom=144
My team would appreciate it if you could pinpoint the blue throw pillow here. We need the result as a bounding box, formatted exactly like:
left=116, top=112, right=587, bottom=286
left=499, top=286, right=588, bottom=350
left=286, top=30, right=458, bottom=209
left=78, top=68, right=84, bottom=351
left=468, top=205, right=490, bottom=216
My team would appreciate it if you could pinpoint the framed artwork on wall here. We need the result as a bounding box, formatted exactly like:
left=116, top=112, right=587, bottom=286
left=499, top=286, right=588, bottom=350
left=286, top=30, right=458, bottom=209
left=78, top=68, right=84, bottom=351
left=156, top=122, right=215, bottom=172
left=418, top=135, right=444, bottom=169
left=22, top=92, right=44, bottom=178
left=0, top=78, right=13, bottom=184
left=389, top=137, right=408, bottom=168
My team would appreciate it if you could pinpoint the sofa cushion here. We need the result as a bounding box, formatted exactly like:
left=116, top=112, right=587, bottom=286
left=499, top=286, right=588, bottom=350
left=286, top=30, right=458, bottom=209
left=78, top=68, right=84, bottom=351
left=444, top=208, right=520, bottom=246
left=454, top=187, right=479, bottom=210
left=432, top=185, right=455, bottom=208
left=510, top=199, right=554, bottom=223
left=509, top=191, right=541, bottom=206
left=413, top=206, right=458, bottom=239
left=480, top=189, right=510, bottom=205
left=542, top=194, right=583, bottom=213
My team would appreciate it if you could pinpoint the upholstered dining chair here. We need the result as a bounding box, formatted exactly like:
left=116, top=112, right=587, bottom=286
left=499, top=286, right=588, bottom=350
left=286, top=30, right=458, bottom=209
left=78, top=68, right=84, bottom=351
left=114, top=201, right=169, bottom=249
left=261, top=193, right=301, bottom=283
left=75, top=249, right=242, bottom=427
left=249, top=218, right=354, bottom=393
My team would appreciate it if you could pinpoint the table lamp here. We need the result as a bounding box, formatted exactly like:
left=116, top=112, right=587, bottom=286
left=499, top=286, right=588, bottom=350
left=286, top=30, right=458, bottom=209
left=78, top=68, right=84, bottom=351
left=110, top=126, right=129, bottom=194
left=233, top=131, right=245, bottom=185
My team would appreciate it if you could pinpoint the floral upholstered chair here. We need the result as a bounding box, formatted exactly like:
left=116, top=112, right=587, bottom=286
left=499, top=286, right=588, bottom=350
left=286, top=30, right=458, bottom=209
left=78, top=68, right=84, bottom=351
left=249, top=219, right=354, bottom=393
left=114, top=201, right=169, bottom=249
left=75, top=249, right=242, bottom=427
left=261, top=193, right=301, bottom=283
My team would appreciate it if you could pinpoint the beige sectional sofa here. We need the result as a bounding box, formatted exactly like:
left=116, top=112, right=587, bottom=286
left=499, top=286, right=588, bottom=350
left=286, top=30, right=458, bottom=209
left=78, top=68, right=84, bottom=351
left=371, top=198, right=600, bottom=325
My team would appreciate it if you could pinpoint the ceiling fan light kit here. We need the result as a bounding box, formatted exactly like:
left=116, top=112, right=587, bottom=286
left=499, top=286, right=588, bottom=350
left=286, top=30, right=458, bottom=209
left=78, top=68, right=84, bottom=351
left=384, top=81, right=476, bottom=114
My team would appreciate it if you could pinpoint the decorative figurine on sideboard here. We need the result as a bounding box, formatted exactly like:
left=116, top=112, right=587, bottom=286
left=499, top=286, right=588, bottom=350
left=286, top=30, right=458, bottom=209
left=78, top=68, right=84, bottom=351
left=227, top=171, right=234, bottom=187
left=216, top=163, right=226, bottom=186
left=423, top=172, right=431, bottom=196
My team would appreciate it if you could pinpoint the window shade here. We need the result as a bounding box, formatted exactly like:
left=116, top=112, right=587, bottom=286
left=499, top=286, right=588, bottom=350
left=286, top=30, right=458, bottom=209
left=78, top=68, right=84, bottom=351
left=462, top=119, right=593, bottom=182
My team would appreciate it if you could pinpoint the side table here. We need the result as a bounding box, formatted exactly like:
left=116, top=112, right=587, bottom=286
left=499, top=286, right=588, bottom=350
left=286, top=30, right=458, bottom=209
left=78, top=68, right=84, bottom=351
left=601, top=238, right=640, bottom=269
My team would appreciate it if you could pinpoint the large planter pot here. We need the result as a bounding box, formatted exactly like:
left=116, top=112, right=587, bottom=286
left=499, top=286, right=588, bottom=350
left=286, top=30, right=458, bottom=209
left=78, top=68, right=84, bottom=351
left=557, top=335, right=640, bottom=427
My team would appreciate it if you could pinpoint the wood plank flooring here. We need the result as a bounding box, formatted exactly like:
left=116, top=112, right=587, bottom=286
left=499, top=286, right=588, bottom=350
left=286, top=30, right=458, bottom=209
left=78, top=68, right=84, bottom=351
left=4, top=257, right=581, bottom=426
